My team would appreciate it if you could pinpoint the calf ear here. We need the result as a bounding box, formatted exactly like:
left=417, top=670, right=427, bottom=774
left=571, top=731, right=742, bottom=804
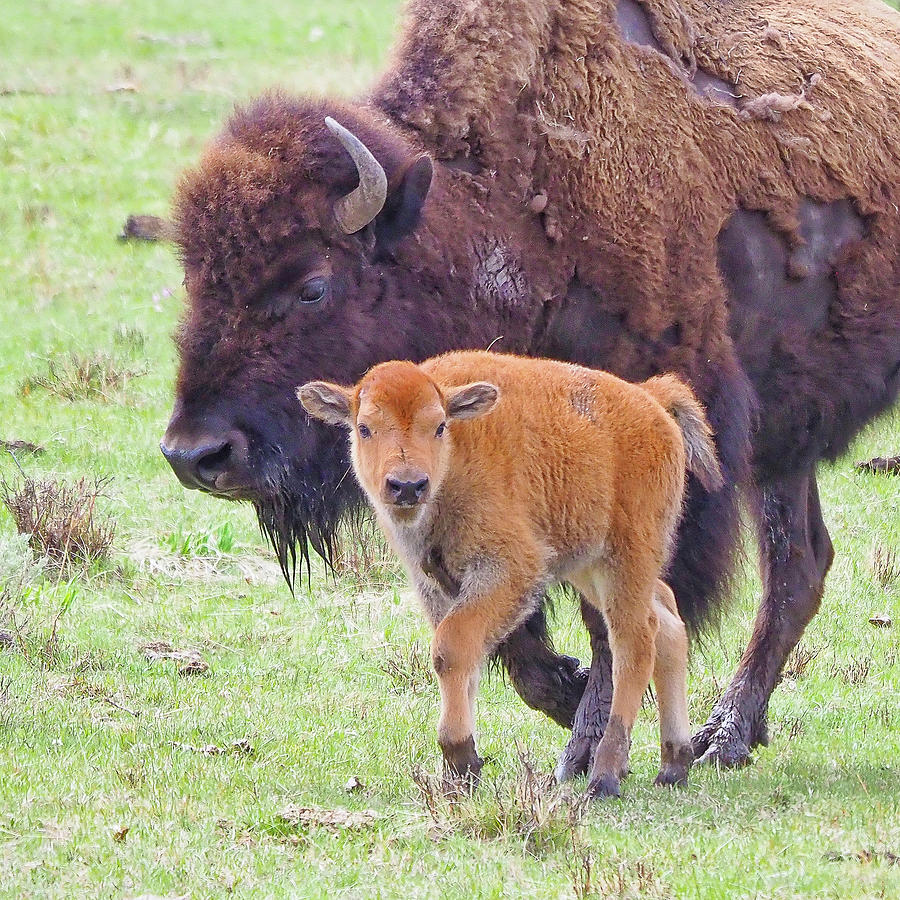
left=374, top=155, right=433, bottom=252
left=446, top=382, right=500, bottom=420
left=296, top=381, right=353, bottom=427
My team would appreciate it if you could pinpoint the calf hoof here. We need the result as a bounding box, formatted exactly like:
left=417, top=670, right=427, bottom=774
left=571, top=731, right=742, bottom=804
left=440, top=736, right=484, bottom=792
left=654, top=766, right=690, bottom=788
left=655, top=742, right=693, bottom=787
left=586, top=772, right=621, bottom=799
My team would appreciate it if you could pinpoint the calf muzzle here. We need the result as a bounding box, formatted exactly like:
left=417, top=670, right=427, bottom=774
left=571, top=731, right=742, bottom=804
left=385, top=475, right=429, bottom=506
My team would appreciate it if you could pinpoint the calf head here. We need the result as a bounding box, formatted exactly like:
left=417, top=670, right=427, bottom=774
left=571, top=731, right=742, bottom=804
left=298, top=361, right=498, bottom=525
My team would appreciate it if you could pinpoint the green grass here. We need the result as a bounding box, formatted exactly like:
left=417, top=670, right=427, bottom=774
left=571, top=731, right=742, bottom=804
left=1, top=2, right=898, bottom=897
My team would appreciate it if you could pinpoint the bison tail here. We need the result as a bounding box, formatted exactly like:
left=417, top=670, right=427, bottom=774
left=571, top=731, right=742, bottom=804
left=643, top=374, right=724, bottom=493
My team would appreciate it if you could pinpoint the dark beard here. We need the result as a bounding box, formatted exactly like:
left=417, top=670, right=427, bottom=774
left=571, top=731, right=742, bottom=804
left=252, top=437, right=362, bottom=589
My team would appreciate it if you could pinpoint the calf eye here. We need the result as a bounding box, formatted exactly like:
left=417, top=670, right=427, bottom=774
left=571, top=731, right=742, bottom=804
left=358, top=423, right=372, bottom=439
left=435, top=422, right=446, bottom=437
left=299, top=276, right=328, bottom=304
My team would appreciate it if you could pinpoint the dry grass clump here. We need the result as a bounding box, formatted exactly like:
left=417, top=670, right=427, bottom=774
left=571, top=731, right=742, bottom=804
left=872, top=543, right=899, bottom=589
left=412, top=746, right=586, bottom=852
left=332, top=515, right=402, bottom=586
left=19, top=351, right=141, bottom=402
left=782, top=643, right=821, bottom=681
left=378, top=641, right=434, bottom=695
left=1, top=476, right=115, bottom=571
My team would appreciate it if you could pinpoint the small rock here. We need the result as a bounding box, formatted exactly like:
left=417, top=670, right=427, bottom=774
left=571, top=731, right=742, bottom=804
left=112, top=825, right=129, bottom=843
left=0, top=439, right=44, bottom=455
left=176, top=656, right=210, bottom=676
left=140, top=640, right=209, bottom=675
left=855, top=456, right=900, bottom=476
left=277, top=804, right=378, bottom=831
left=344, top=776, right=364, bottom=793
left=868, top=614, right=892, bottom=628
left=119, top=215, right=176, bottom=243
left=106, top=81, right=139, bottom=93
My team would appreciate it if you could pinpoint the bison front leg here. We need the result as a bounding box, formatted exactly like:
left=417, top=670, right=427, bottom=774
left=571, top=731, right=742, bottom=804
left=495, top=601, right=590, bottom=729
left=692, top=471, right=834, bottom=767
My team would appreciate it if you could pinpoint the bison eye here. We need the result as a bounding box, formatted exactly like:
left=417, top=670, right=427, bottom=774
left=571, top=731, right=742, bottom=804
left=299, top=276, right=328, bottom=304
left=435, top=422, right=446, bottom=437
left=358, top=423, right=372, bottom=439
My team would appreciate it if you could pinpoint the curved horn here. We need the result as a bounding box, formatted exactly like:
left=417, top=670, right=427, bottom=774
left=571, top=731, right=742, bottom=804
left=325, top=116, right=388, bottom=234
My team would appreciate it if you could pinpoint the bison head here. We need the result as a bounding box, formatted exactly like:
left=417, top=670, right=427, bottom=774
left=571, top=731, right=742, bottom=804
left=160, top=94, right=438, bottom=581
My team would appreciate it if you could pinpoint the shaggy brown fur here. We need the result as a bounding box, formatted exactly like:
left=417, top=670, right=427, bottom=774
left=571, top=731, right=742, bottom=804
left=163, top=0, right=900, bottom=775
left=299, top=351, right=721, bottom=796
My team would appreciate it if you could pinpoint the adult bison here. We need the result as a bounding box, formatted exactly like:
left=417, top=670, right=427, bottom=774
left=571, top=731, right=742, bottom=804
left=160, top=0, right=900, bottom=776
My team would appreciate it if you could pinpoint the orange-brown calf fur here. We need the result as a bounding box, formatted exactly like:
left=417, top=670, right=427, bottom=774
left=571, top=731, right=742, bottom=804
left=298, top=351, right=721, bottom=797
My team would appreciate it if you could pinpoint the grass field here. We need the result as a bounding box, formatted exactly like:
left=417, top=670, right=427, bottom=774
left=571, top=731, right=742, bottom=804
left=1, top=1, right=898, bottom=897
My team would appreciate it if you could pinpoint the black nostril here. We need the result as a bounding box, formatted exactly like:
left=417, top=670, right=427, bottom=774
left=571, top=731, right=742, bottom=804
left=386, top=476, right=429, bottom=505
left=195, top=441, right=231, bottom=481
left=160, top=438, right=232, bottom=489
left=160, top=422, right=250, bottom=495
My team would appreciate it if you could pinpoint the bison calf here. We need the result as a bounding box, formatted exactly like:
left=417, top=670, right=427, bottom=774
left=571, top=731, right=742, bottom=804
left=298, top=351, right=722, bottom=797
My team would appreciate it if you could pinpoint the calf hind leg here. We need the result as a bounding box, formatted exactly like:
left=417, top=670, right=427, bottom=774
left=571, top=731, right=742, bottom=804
left=692, top=470, right=834, bottom=766
left=652, top=581, right=693, bottom=786
left=576, top=568, right=659, bottom=799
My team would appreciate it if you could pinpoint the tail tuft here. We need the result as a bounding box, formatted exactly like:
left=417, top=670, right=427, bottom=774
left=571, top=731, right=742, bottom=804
left=643, top=374, right=724, bottom=492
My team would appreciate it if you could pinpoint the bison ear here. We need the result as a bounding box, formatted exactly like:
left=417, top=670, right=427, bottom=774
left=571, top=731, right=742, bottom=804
left=296, top=381, right=353, bottom=427
left=373, top=155, right=433, bottom=253
left=445, top=382, right=500, bottom=420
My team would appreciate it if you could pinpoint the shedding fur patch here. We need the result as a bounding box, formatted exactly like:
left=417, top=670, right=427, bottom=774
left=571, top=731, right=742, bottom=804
left=472, top=240, right=527, bottom=311
left=570, top=383, right=598, bottom=423
left=616, top=0, right=666, bottom=54
left=740, top=73, right=823, bottom=122
left=616, top=0, right=738, bottom=107
left=691, top=68, right=740, bottom=108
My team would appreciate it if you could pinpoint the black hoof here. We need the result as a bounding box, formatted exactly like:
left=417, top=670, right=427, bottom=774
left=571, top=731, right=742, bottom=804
left=656, top=741, right=693, bottom=786
left=655, top=766, right=690, bottom=787
left=692, top=703, right=767, bottom=768
left=692, top=725, right=752, bottom=768
left=440, top=735, right=484, bottom=790
left=555, top=735, right=595, bottom=783
left=586, top=773, right=621, bottom=799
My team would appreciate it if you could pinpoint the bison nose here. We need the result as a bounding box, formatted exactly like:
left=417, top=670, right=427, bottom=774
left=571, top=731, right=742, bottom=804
left=159, top=430, right=249, bottom=494
left=386, top=475, right=429, bottom=506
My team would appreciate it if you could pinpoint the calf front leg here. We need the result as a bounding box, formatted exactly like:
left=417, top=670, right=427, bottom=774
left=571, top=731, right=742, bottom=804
left=431, top=578, right=540, bottom=788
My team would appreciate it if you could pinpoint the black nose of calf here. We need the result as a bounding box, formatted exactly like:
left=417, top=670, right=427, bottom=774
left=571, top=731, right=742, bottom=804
left=386, top=476, right=429, bottom=506
left=159, top=428, right=250, bottom=495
